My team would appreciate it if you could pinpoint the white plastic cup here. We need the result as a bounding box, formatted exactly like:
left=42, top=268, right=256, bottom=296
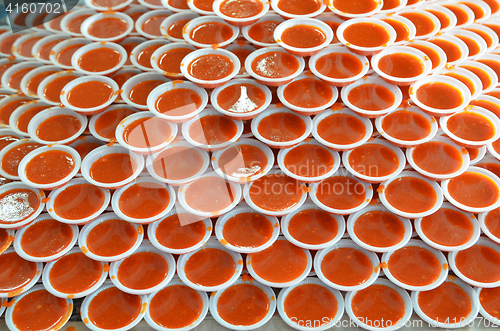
left=397, top=9, right=441, bottom=40
left=441, top=166, right=500, bottom=213
left=215, top=204, right=279, bottom=254
left=312, top=107, right=373, bottom=151
left=406, top=135, right=470, bottom=181
left=345, top=278, right=413, bottom=331
left=270, top=0, right=326, bottom=19
left=347, top=204, right=412, bottom=253
left=72, top=42, right=127, bottom=76
left=409, top=75, right=471, bottom=117
left=27, top=107, right=88, bottom=145
left=60, top=76, right=120, bottom=115
left=309, top=45, right=370, bottom=87
left=381, top=239, right=448, bottom=291
left=49, top=38, right=93, bottom=70
left=440, top=106, right=500, bottom=148
left=336, top=18, right=397, bottom=56
left=1, top=61, right=44, bottom=93
left=0, top=248, right=43, bottom=298
left=434, top=66, right=483, bottom=100
left=273, top=18, right=334, bottom=57
left=11, top=32, right=51, bottom=61
left=114, top=112, right=178, bottom=154
left=404, top=40, right=447, bottom=74
left=9, top=100, right=51, bottom=136
left=241, top=14, right=284, bottom=48
left=177, top=238, right=243, bottom=292
left=421, top=4, right=457, bottom=32
left=78, top=212, right=144, bottom=262
left=120, top=72, right=171, bottom=110
left=450, top=29, right=488, bottom=59
left=148, top=206, right=212, bottom=254
left=42, top=246, right=108, bottom=299
left=341, top=76, right=402, bottom=118
left=414, top=202, right=480, bottom=252
left=46, top=178, right=111, bottom=225
left=109, top=244, right=176, bottom=295
left=147, top=80, right=208, bottom=123
left=314, top=239, right=380, bottom=291
left=160, top=12, right=199, bottom=42
left=4, top=285, right=72, bottom=331
left=244, top=47, right=305, bottom=86
left=80, top=282, right=148, bottom=331
left=18, top=145, right=81, bottom=190
left=135, top=9, right=173, bottom=39
left=428, top=34, right=469, bottom=65
left=459, top=60, right=498, bottom=93
left=61, top=9, right=98, bottom=37
left=150, top=43, right=195, bottom=79
left=182, top=16, right=239, bottom=49
left=180, top=48, right=241, bottom=88
left=250, top=107, right=312, bottom=149
left=80, top=144, right=145, bottom=189
left=177, top=172, right=242, bottom=218
left=36, top=71, right=85, bottom=106
left=130, top=39, right=170, bottom=72
left=80, top=12, right=134, bottom=43
left=145, top=140, right=210, bottom=186
left=371, top=46, right=432, bottom=86
left=20, top=65, right=63, bottom=99
left=212, top=0, right=269, bottom=26
left=88, top=105, right=139, bottom=143
left=111, top=177, right=176, bottom=224
left=181, top=108, right=244, bottom=151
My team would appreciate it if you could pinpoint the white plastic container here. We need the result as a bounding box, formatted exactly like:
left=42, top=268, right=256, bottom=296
left=309, top=168, right=373, bottom=215
left=42, top=247, right=108, bottom=299
left=281, top=201, right=345, bottom=250
left=347, top=204, right=412, bottom=253
left=1, top=61, right=44, bottom=93
left=49, top=38, right=92, bottom=70
left=88, top=106, right=139, bottom=143
left=181, top=108, right=243, bottom=151
left=72, top=42, right=127, bottom=76
left=81, top=12, right=134, bottom=43
left=459, top=60, right=497, bottom=93
left=130, top=39, right=170, bottom=72
left=148, top=206, right=212, bottom=254
left=144, top=277, right=209, bottom=331
left=397, top=8, right=441, bottom=40
left=336, top=18, right=397, bottom=55
left=250, top=107, right=313, bottom=149
left=375, top=106, right=438, bottom=148
left=115, top=112, right=178, bottom=154
left=274, top=18, right=333, bottom=57
left=147, top=80, right=208, bottom=123
left=378, top=171, right=443, bottom=219
left=182, top=16, right=239, bottom=49
left=46, top=178, right=111, bottom=225
left=314, top=239, right=380, bottom=291
left=60, top=76, right=119, bottom=115
left=345, top=278, right=413, bottom=331
left=341, top=76, right=402, bottom=118
left=80, top=282, right=148, bottom=331
left=210, top=276, right=276, bottom=330
left=80, top=145, right=145, bottom=189
left=78, top=212, right=144, bottom=262
left=434, top=66, right=483, bottom=100
left=4, top=285, right=72, bottom=331
left=120, top=72, right=171, bottom=110
left=450, top=29, right=488, bottom=59
left=309, top=45, right=370, bottom=87
left=215, top=204, right=279, bottom=254
left=150, top=43, right=196, bottom=78
left=160, top=12, right=199, bottom=41
left=12, top=32, right=51, bottom=61
left=180, top=48, right=240, bottom=88
left=277, top=139, right=341, bottom=183
left=476, top=286, right=500, bottom=326
left=28, top=107, right=87, bottom=145
left=405, top=40, right=447, bottom=73
left=371, top=46, right=432, bottom=86
left=109, top=244, right=175, bottom=295
left=212, top=138, right=274, bottom=183
left=409, top=75, right=471, bottom=117
left=111, top=177, right=176, bottom=224
left=270, top=0, right=326, bottom=18
left=20, top=66, right=63, bottom=99
left=381, top=239, right=448, bottom=291
left=36, top=71, right=85, bottom=106
left=9, top=100, right=50, bottom=136
left=421, top=4, right=457, bottom=32
left=245, top=47, right=305, bottom=86
left=414, top=202, right=480, bottom=252
left=406, top=135, right=470, bottom=181
left=0, top=248, right=43, bottom=297
left=18, top=145, right=81, bottom=190
left=412, top=277, right=479, bottom=329
left=312, top=107, right=373, bottom=151
left=448, top=237, right=500, bottom=288
left=246, top=236, right=312, bottom=288
left=210, top=78, right=272, bottom=120
left=61, top=8, right=97, bottom=37
left=342, top=138, right=406, bottom=183
left=145, top=140, right=210, bottom=186
left=428, top=34, right=469, bottom=65
left=241, top=14, right=284, bottom=47
left=276, top=74, right=338, bottom=116
left=177, top=239, right=243, bottom=292
left=178, top=172, right=242, bottom=218
left=135, top=10, right=173, bottom=39
left=0, top=139, right=41, bottom=181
